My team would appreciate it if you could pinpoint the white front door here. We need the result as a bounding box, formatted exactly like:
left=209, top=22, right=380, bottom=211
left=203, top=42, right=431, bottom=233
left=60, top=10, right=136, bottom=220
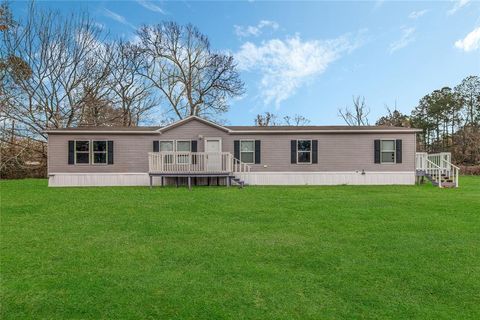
left=205, top=138, right=222, bottom=172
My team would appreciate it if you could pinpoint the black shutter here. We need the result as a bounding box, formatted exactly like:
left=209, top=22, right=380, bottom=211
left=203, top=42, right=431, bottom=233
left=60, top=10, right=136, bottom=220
left=68, top=140, right=75, bottom=165
left=312, top=140, right=318, bottom=164
left=107, top=141, right=114, bottom=165
left=153, top=140, right=159, bottom=152
left=291, top=140, right=297, bottom=164
left=191, top=140, right=197, bottom=164
left=374, top=140, right=381, bottom=164
left=396, top=139, right=402, bottom=163
left=234, top=140, right=240, bottom=159
left=254, top=140, right=261, bottom=164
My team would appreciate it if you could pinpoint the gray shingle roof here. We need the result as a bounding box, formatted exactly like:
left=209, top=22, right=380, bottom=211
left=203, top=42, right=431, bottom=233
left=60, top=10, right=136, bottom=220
left=225, top=125, right=417, bottom=131
left=46, top=126, right=161, bottom=132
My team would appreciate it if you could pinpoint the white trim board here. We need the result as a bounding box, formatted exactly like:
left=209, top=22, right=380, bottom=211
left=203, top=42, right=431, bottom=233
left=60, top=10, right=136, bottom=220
left=158, top=115, right=231, bottom=133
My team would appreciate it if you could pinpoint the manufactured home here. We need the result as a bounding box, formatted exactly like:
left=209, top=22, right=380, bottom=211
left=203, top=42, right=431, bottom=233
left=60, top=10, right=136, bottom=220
left=46, top=116, right=459, bottom=188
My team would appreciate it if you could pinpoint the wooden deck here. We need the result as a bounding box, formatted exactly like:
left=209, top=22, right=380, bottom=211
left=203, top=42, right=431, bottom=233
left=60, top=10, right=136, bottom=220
left=415, top=152, right=459, bottom=188
left=148, top=152, right=251, bottom=189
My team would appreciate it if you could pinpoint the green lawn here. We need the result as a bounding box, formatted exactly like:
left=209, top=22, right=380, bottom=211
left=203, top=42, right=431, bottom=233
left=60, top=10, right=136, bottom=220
left=1, top=178, right=479, bottom=319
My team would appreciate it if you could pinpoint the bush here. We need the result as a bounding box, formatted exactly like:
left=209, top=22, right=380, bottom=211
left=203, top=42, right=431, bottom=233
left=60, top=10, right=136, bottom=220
left=459, top=165, right=480, bottom=175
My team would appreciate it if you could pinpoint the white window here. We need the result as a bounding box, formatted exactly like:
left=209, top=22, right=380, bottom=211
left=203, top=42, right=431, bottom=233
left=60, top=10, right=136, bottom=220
left=92, top=141, right=107, bottom=164
left=75, top=141, right=90, bottom=164
left=176, top=140, right=191, bottom=164
left=297, top=140, right=312, bottom=164
left=159, top=141, right=174, bottom=152
left=240, top=140, right=255, bottom=164
left=159, top=140, right=191, bottom=164
left=160, top=140, right=174, bottom=164
left=176, top=141, right=191, bottom=152
left=381, top=140, right=396, bottom=163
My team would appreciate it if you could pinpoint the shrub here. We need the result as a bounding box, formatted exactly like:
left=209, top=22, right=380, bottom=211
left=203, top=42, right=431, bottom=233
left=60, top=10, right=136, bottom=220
left=459, top=165, right=480, bottom=175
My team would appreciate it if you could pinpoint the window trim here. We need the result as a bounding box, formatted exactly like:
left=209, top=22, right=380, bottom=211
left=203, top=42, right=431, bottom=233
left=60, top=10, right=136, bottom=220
left=175, top=140, right=192, bottom=164
left=296, top=139, right=312, bottom=164
left=74, top=140, right=90, bottom=165
left=239, top=139, right=255, bottom=164
left=175, top=140, right=192, bottom=152
left=158, top=139, right=193, bottom=164
left=158, top=140, right=175, bottom=165
left=92, top=140, right=108, bottom=165
left=380, top=139, right=396, bottom=164
left=158, top=140, right=175, bottom=152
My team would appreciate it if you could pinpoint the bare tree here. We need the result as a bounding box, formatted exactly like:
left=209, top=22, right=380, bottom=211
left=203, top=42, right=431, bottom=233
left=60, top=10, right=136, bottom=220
left=255, top=112, right=310, bottom=126
left=104, top=41, right=158, bottom=126
left=283, top=114, right=310, bottom=126
left=376, top=104, right=411, bottom=127
left=1, top=2, right=109, bottom=137
left=137, top=22, right=244, bottom=120
left=255, top=112, right=279, bottom=126
left=0, top=2, right=112, bottom=176
left=338, top=96, right=370, bottom=126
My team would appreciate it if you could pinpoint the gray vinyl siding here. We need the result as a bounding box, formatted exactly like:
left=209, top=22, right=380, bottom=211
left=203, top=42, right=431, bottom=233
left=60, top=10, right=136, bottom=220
left=48, top=118, right=416, bottom=174
left=48, top=134, right=157, bottom=173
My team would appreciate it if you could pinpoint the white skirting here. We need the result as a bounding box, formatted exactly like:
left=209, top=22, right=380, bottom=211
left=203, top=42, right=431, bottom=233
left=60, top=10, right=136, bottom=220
left=48, top=171, right=415, bottom=187
left=48, top=173, right=150, bottom=187
left=240, top=171, right=415, bottom=185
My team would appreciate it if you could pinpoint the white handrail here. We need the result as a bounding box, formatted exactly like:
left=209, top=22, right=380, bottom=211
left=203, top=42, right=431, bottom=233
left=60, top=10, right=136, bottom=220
left=442, top=158, right=460, bottom=187
left=149, top=151, right=232, bottom=173
left=416, top=152, right=459, bottom=188
left=230, top=156, right=252, bottom=181
left=425, top=158, right=442, bottom=188
left=148, top=151, right=252, bottom=176
left=416, top=152, right=428, bottom=170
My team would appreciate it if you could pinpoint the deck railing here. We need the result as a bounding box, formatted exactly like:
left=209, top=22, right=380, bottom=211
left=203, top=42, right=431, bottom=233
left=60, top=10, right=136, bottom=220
left=415, top=152, right=459, bottom=187
left=148, top=152, right=251, bottom=175
left=425, top=158, right=444, bottom=188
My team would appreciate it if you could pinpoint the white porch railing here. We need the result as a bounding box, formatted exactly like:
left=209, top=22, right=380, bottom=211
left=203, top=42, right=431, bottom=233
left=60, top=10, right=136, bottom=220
left=415, top=152, right=459, bottom=187
left=148, top=152, right=251, bottom=176
left=425, top=158, right=444, bottom=188
left=232, top=156, right=251, bottom=181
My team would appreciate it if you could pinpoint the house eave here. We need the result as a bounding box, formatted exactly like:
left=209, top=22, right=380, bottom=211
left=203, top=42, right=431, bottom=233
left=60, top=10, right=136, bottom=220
left=45, top=130, right=160, bottom=135
left=228, top=129, right=422, bottom=134
left=157, top=115, right=231, bottom=133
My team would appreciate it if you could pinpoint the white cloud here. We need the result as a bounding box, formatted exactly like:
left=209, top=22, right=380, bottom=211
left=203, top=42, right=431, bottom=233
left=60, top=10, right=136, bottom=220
left=234, top=20, right=279, bottom=38
left=447, top=0, right=471, bottom=15
left=136, top=0, right=166, bottom=14
left=103, top=9, right=136, bottom=29
left=409, top=9, right=428, bottom=19
left=389, top=27, right=415, bottom=53
left=235, top=32, right=365, bottom=107
left=455, top=27, right=480, bottom=52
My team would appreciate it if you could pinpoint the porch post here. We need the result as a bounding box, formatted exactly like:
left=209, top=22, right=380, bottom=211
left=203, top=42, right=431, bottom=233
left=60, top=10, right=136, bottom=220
left=188, top=176, right=192, bottom=190
left=149, top=175, right=152, bottom=189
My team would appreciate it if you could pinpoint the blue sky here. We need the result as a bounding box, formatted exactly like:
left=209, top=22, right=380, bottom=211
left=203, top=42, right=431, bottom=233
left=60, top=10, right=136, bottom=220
left=11, top=0, right=480, bottom=125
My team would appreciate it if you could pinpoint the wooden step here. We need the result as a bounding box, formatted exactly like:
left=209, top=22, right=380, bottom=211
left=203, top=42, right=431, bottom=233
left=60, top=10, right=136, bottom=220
left=440, top=182, right=456, bottom=188
left=230, top=176, right=245, bottom=188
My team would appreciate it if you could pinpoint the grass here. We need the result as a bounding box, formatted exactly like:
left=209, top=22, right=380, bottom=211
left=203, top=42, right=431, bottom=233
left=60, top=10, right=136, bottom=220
left=1, top=177, right=479, bottom=319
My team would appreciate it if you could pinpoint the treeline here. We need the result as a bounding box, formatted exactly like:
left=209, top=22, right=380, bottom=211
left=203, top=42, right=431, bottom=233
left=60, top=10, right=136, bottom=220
left=411, top=76, right=479, bottom=165
left=0, top=2, right=243, bottom=178
left=375, top=76, right=479, bottom=165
